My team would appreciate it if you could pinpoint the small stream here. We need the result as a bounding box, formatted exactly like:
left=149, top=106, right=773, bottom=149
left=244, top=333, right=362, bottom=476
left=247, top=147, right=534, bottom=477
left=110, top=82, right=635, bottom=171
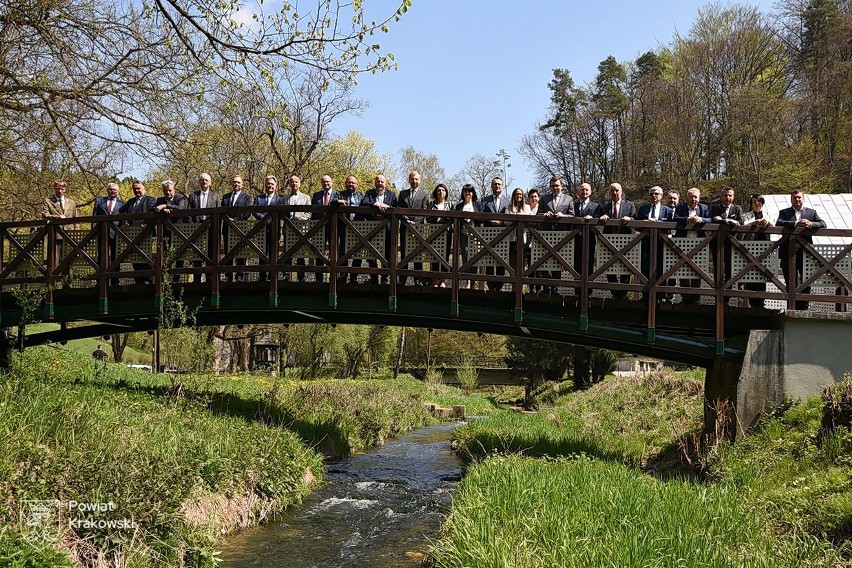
left=220, top=421, right=464, bottom=567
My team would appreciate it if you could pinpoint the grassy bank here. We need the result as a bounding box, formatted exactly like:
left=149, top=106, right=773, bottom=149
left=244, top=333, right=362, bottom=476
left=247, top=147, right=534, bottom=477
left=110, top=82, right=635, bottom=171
left=431, top=370, right=852, bottom=567
left=1, top=346, right=495, bottom=566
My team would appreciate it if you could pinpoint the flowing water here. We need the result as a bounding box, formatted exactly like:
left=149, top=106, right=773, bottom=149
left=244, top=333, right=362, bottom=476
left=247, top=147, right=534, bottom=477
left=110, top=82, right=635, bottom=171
left=220, top=421, right=464, bottom=567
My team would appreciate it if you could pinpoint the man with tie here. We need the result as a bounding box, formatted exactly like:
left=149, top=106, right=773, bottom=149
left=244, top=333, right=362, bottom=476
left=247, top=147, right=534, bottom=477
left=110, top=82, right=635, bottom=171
left=777, top=188, right=827, bottom=310
left=598, top=182, right=637, bottom=300
left=93, top=182, right=125, bottom=283
left=43, top=180, right=79, bottom=275
left=637, top=186, right=673, bottom=301
left=480, top=176, right=510, bottom=291
left=397, top=170, right=430, bottom=286
left=361, top=174, right=398, bottom=284
left=673, top=187, right=712, bottom=303
left=188, top=172, right=221, bottom=282
left=310, top=174, right=339, bottom=282
left=221, top=175, right=253, bottom=282
left=572, top=182, right=600, bottom=298
left=253, top=175, right=283, bottom=282
left=709, top=186, right=747, bottom=283
left=119, top=180, right=157, bottom=283
left=539, top=176, right=575, bottom=291
left=336, top=175, right=365, bottom=284
left=155, top=180, right=187, bottom=282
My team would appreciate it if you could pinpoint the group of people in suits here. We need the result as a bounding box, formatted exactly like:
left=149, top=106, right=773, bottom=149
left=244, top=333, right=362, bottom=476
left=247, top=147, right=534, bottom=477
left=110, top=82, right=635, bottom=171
left=44, top=173, right=830, bottom=309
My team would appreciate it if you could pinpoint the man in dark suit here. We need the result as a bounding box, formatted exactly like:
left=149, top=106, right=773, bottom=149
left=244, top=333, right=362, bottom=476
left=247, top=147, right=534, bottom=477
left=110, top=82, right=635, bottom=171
left=777, top=188, right=827, bottom=310
left=672, top=187, right=712, bottom=303
left=598, top=182, right=637, bottom=300
left=155, top=180, right=187, bottom=283
left=119, top=180, right=158, bottom=283
left=539, top=176, right=575, bottom=290
left=310, top=174, right=339, bottom=282
left=336, top=174, right=365, bottom=284
left=93, top=182, right=125, bottom=283
left=254, top=175, right=284, bottom=282
left=709, top=185, right=747, bottom=282
left=637, top=186, right=673, bottom=301
left=397, top=170, right=430, bottom=286
left=572, top=182, right=600, bottom=298
left=221, top=175, right=253, bottom=282
left=480, top=176, right=510, bottom=291
left=187, top=172, right=220, bottom=282
left=361, top=174, right=397, bottom=284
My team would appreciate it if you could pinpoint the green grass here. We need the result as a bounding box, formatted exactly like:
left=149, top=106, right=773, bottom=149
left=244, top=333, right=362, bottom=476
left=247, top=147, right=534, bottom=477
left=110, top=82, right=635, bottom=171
left=430, top=455, right=838, bottom=568
left=0, top=374, right=323, bottom=567
left=25, top=323, right=151, bottom=363
left=0, top=346, right=496, bottom=566
left=454, top=369, right=704, bottom=466
left=431, top=369, right=852, bottom=567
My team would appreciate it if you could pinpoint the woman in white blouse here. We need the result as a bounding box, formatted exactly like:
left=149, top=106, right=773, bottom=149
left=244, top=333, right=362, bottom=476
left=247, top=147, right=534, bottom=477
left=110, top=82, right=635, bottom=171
left=428, top=184, right=452, bottom=287
left=743, top=194, right=775, bottom=308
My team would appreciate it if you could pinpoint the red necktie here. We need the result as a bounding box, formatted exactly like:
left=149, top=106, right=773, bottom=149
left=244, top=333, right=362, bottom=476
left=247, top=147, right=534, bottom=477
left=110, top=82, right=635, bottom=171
left=613, top=202, right=619, bottom=218
left=107, top=199, right=113, bottom=214
left=323, top=191, right=329, bottom=206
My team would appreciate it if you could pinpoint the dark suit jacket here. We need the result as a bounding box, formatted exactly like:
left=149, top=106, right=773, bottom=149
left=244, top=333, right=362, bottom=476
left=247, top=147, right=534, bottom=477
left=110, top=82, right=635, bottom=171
left=155, top=195, right=187, bottom=224
left=397, top=186, right=430, bottom=223
left=481, top=193, right=508, bottom=214
left=777, top=206, right=827, bottom=252
left=311, top=189, right=340, bottom=219
left=709, top=203, right=746, bottom=225
left=600, top=199, right=637, bottom=234
left=93, top=196, right=125, bottom=217
left=221, top=191, right=252, bottom=220
left=637, top=203, right=673, bottom=222
left=574, top=200, right=600, bottom=218
left=539, top=192, right=575, bottom=216
left=338, top=190, right=364, bottom=221
left=119, top=195, right=157, bottom=224
left=672, top=203, right=711, bottom=223
left=361, top=189, right=398, bottom=220
left=253, top=193, right=284, bottom=220
left=188, top=190, right=220, bottom=222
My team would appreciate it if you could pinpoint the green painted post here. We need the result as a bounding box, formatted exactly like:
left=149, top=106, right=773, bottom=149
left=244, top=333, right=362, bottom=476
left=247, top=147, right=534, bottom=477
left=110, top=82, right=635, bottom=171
left=716, top=340, right=725, bottom=356
left=154, top=293, right=163, bottom=310
left=269, top=292, right=278, bottom=307
left=646, top=327, right=656, bottom=342
left=44, top=302, right=54, bottom=319
left=580, top=315, right=588, bottom=332
left=450, top=301, right=459, bottom=317
left=329, top=293, right=337, bottom=308
left=388, top=296, right=397, bottom=311
left=514, top=307, right=523, bottom=323
left=99, top=298, right=108, bottom=314
left=210, top=292, right=220, bottom=308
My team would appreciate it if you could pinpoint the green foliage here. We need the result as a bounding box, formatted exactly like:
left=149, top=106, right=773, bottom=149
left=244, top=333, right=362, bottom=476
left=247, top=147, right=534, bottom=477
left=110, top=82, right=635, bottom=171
left=439, top=367, right=852, bottom=566
left=0, top=368, right=323, bottom=566
left=455, top=356, right=479, bottom=393
left=430, top=455, right=839, bottom=568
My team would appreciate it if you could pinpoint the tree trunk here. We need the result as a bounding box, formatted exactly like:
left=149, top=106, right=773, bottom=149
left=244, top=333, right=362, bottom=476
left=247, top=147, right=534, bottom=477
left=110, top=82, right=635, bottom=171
left=573, top=345, right=591, bottom=388
left=110, top=333, right=128, bottom=363
left=394, top=327, right=406, bottom=379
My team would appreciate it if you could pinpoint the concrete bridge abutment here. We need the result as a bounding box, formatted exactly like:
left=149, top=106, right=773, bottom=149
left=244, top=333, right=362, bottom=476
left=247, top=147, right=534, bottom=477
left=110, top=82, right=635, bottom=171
left=708, top=311, right=852, bottom=439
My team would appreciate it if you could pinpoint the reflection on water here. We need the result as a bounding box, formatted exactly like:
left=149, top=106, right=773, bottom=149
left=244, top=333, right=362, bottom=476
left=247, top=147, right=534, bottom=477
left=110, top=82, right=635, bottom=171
left=221, top=422, right=463, bottom=567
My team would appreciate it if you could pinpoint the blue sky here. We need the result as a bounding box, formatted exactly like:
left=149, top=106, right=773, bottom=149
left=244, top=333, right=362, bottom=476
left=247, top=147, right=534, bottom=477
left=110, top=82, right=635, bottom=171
left=333, top=0, right=777, bottom=189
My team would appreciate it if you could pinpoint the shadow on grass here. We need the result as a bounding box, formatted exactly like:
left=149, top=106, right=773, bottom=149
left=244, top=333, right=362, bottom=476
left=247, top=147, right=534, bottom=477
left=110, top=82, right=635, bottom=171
left=103, top=379, right=355, bottom=459
left=454, top=428, right=625, bottom=466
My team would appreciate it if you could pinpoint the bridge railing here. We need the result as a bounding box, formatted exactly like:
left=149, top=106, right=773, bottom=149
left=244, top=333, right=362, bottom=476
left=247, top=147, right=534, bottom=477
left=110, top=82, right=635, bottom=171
left=1, top=206, right=850, bottom=351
